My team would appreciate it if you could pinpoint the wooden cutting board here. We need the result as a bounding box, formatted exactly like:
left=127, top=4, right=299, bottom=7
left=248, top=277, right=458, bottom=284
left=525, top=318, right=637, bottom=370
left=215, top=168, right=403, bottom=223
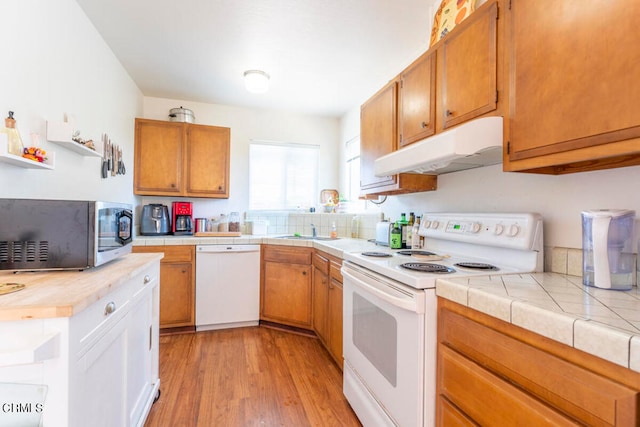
left=0, top=282, right=26, bottom=296
left=194, top=232, right=241, bottom=237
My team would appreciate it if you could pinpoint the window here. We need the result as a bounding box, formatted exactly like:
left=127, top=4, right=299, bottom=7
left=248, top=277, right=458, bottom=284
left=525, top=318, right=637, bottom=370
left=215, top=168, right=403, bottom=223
left=345, top=136, right=360, bottom=203
left=249, top=140, right=319, bottom=210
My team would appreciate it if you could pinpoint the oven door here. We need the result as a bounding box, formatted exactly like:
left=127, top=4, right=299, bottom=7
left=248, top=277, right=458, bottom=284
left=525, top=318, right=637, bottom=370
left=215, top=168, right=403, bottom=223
left=342, top=261, right=426, bottom=427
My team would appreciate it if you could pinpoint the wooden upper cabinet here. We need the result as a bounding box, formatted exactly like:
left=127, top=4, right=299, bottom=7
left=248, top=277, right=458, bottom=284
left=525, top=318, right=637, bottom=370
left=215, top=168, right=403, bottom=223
left=134, top=118, right=230, bottom=198
left=360, top=80, right=438, bottom=197
left=185, top=124, right=230, bottom=197
left=438, top=0, right=498, bottom=130
left=134, top=119, right=184, bottom=195
left=399, top=50, right=436, bottom=147
left=506, top=0, right=640, bottom=173
left=360, top=80, right=399, bottom=192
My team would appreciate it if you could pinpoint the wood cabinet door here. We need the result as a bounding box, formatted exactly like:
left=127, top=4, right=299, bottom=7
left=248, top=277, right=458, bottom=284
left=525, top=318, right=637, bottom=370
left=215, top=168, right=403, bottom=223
left=134, top=119, right=184, bottom=196
left=399, top=51, right=436, bottom=147
left=360, top=80, right=399, bottom=192
left=313, top=266, right=329, bottom=343
left=262, top=261, right=312, bottom=328
left=159, top=262, right=194, bottom=328
left=328, top=278, right=343, bottom=368
left=185, top=124, right=230, bottom=198
left=508, top=0, right=640, bottom=163
left=440, top=1, right=498, bottom=129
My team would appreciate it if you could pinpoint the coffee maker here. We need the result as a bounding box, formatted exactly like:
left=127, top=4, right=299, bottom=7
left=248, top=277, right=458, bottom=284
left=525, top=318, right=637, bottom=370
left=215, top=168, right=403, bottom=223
left=582, top=209, right=635, bottom=290
left=172, top=201, right=193, bottom=235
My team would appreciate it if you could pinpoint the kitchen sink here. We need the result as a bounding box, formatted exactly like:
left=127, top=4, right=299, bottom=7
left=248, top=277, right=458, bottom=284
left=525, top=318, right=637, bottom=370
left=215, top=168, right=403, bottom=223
left=276, top=235, right=338, bottom=241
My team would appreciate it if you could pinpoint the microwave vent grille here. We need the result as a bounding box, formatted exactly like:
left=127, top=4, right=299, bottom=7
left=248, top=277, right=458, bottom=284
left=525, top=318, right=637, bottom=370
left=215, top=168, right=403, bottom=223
left=0, top=241, right=49, bottom=264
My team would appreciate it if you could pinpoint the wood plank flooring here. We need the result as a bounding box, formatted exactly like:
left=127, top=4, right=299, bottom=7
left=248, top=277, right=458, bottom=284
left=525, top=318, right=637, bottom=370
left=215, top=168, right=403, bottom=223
left=144, top=326, right=362, bottom=426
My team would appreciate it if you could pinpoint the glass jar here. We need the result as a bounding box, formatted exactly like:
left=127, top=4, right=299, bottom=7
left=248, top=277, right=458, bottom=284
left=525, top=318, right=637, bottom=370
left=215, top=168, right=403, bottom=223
left=229, top=212, right=240, bottom=232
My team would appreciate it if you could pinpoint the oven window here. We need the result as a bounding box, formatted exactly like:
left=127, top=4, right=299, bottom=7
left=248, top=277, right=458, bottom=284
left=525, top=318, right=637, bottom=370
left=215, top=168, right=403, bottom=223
left=353, top=293, right=397, bottom=386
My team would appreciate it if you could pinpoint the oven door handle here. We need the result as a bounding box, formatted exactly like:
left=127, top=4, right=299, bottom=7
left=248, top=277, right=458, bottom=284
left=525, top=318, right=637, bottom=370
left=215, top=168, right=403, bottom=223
left=342, top=268, right=422, bottom=313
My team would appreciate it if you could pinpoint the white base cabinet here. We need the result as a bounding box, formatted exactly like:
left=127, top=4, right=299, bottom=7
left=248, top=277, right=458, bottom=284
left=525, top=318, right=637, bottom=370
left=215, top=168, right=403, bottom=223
left=0, top=260, right=160, bottom=427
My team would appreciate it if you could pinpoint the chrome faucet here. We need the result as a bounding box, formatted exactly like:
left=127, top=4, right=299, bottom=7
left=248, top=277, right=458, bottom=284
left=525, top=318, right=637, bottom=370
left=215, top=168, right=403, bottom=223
left=310, top=223, right=317, bottom=238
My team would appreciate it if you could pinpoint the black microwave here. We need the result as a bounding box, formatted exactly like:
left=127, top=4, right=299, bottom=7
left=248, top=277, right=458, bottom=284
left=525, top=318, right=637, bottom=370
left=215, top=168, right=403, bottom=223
left=0, top=199, right=133, bottom=271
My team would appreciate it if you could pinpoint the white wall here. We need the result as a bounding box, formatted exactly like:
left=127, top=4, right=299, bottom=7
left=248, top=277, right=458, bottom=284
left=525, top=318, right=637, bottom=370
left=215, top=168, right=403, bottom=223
left=141, top=97, right=340, bottom=219
left=338, top=105, right=640, bottom=250
left=0, top=0, right=142, bottom=205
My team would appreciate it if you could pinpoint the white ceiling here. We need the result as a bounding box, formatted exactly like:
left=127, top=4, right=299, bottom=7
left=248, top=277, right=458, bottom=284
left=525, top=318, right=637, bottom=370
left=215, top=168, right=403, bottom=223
left=75, top=0, right=436, bottom=118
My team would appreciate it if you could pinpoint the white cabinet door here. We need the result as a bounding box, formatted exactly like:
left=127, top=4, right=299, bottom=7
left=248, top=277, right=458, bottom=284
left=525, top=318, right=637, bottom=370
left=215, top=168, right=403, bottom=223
left=74, top=312, right=129, bottom=427
left=127, top=283, right=156, bottom=426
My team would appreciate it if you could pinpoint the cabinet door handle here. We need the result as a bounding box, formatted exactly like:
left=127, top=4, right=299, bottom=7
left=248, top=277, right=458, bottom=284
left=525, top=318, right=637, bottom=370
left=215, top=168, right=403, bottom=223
left=446, top=110, right=454, bottom=117
left=144, top=275, right=151, bottom=284
left=302, top=271, right=307, bottom=276
left=105, top=301, right=116, bottom=315
left=421, top=121, right=428, bottom=128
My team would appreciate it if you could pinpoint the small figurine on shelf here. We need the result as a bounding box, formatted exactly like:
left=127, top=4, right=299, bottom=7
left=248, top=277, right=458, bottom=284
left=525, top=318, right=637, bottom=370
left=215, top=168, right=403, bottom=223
left=22, top=146, right=47, bottom=163
left=1, top=111, right=25, bottom=156
left=71, top=130, right=95, bottom=150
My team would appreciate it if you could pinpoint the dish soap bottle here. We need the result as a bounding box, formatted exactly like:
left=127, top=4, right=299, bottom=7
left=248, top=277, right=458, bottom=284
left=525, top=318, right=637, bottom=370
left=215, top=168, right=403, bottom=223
left=351, top=215, right=360, bottom=238
left=390, top=221, right=402, bottom=249
left=2, top=111, right=24, bottom=156
left=330, top=221, right=338, bottom=239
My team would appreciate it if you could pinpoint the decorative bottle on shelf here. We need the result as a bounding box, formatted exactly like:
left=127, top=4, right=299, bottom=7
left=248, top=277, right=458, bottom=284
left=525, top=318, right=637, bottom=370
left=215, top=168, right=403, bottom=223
left=2, top=111, right=24, bottom=156
left=390, top=221, right=402, bottom=249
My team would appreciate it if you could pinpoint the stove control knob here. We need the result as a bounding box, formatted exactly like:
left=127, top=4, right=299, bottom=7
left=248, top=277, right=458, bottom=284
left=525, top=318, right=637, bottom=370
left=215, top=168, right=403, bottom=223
left=494, top=224, right=505, bottom=235
left=431, top=220, right=440, bottom=229
left=507, top=224, right=520, bottom=237
left=423, top=220, right=431, bottom=229
left=470, top=222, right=482, bottom=233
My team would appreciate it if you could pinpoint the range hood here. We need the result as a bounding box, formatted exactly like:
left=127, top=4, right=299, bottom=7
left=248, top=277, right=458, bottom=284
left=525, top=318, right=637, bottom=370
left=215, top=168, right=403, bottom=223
left=374, top=116, right=503, bottom=176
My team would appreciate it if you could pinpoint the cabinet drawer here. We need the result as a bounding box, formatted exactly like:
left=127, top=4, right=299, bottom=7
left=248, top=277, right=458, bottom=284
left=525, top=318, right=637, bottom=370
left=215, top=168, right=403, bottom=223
left=440, top=307, right=640, bottom=426
left=312, top=252, right=329, bottom=275
left=329, top=259, right=342, bottom=283
left=263, top=245, right=312, bottom=264
left=133, top=245, right=194, bottom=263
left=438, top=345, right=577, bottom=426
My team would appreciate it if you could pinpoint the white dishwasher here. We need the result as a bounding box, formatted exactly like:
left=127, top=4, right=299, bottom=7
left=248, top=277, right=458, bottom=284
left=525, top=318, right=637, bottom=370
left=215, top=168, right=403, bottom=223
left=195, top=244, right=261, bottom=331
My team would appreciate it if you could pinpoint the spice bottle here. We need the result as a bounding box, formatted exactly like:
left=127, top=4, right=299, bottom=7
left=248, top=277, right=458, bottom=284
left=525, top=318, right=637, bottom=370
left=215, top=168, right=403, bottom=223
left=2, top=111, right=24, bottom=156
left=390, top=221, right=402, bottom=249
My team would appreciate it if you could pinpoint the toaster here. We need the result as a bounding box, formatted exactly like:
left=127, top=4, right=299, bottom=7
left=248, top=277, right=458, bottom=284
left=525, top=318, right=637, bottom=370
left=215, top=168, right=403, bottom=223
left=140, top=204, right=171, bottom=235
left=375, top=221, right=393, bottom=246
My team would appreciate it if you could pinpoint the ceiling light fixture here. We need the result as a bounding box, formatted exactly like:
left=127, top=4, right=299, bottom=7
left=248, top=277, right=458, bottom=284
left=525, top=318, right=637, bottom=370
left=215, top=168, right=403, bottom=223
left=243, top=70, right=270, bottom=94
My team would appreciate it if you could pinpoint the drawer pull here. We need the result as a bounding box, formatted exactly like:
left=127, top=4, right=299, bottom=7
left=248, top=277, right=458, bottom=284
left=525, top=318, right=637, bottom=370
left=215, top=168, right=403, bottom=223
left=105, top=301, right=116, bottom=315
left=144, top=275, right=151, bottom=284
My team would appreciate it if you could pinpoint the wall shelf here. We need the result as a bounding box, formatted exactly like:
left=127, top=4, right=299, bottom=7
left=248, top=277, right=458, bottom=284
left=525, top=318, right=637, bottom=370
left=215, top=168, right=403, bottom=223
left=46, top=121, right=102, bottom=157
left=0, top=134, right=55, bottom=169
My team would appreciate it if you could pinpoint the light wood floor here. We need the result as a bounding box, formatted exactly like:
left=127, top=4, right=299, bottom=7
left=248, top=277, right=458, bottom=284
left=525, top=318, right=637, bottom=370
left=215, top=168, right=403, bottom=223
left=144, top=326, right=362, bottom=426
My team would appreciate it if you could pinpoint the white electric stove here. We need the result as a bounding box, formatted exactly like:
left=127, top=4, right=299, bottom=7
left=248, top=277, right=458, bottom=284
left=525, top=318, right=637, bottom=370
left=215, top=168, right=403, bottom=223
left=341, top=212, right=543, bottom=427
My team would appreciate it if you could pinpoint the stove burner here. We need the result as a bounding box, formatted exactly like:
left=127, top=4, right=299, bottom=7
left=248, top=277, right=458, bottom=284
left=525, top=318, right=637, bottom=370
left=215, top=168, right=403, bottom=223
left=361, top=252, right=393, bottom=258
left=400, top=263, right=455, bottom=273
left=454, top=262, right=499, bottom=271
left=396, top=250, right=437, bottom=256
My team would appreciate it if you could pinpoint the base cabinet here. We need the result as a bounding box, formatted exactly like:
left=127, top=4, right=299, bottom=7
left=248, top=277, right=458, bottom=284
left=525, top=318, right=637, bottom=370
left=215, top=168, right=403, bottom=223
left=260, top=245, right=313, bottom=329
left=0, top=259, right=160, bottom=427
left=437, top=298, right=640, bottom=426
left=312, top=251, right=344, bottom=369
left=133, top=245, right=195, bottom=329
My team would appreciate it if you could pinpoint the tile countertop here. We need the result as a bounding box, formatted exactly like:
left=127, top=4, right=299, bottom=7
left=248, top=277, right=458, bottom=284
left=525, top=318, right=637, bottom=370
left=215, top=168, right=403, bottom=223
left=133, top=235, right=382, bottom=259
left=436, top=273, right=640, bottom=373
